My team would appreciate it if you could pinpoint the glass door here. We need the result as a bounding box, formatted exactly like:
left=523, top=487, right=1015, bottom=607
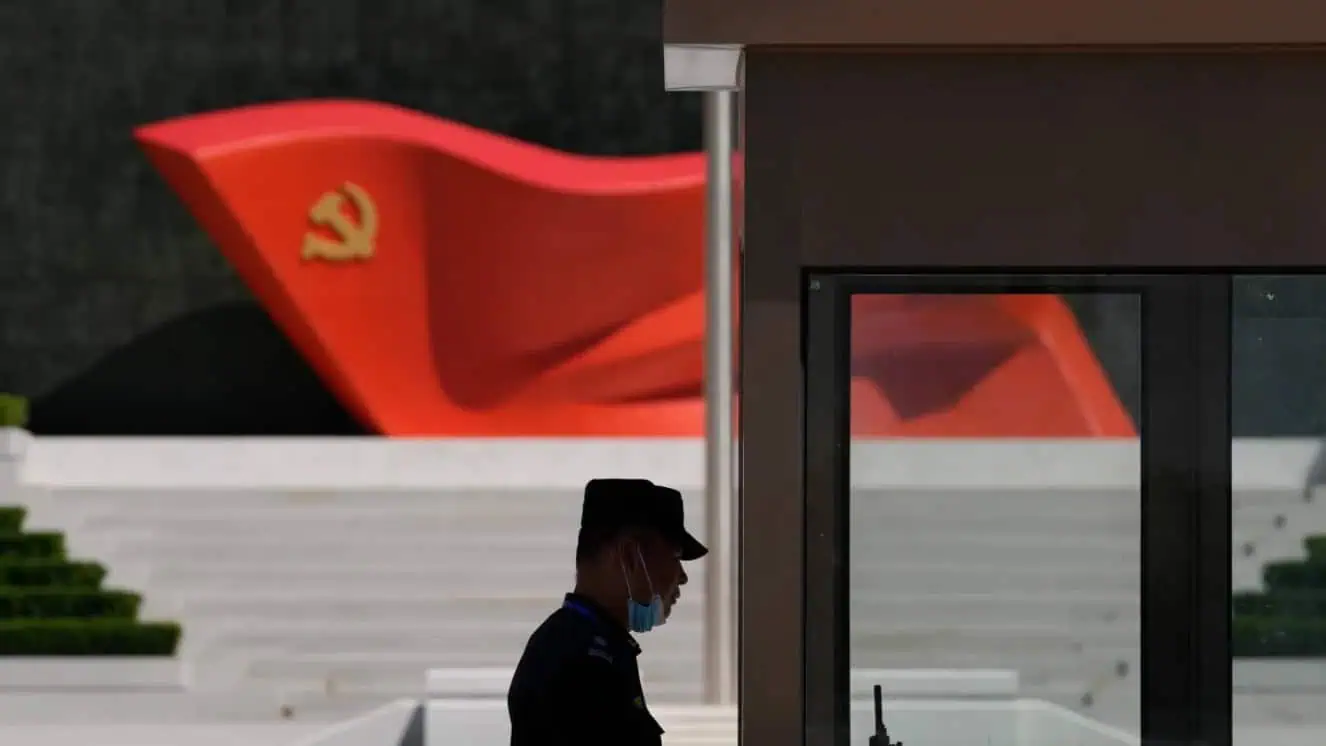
left=802, top=274, right=1232, bottom=746
left=1230, top=275, right=1326, bottom=746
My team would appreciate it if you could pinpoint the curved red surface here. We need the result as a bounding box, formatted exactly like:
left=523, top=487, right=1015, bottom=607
left=134, top=100, right=1134, bottom=437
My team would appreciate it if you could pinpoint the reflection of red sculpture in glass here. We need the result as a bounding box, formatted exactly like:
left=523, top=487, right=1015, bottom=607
left=135, top=100, right=1133, bottom=437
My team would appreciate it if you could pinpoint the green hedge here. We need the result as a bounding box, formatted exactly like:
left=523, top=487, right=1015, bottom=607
left=0, top=620, right=180, bottom=656
left=1233, top=616, right=1326, bottom=657
left=1263, top=559, right=1326, bottom=590
left=0, top=511, right=184, bottom=656
left=0, top=394, right=27, bottom=429
left=0, top=587, right=141, bottom=619
left=0, top=559, right=106, bottom=588
left=1233, top=589, right=1326, bottom=617
left=0, top=532, right=66, bottom=560
left=1236, top=538, right=1326, bottom=657
left=0, top=507, right=24, bottom=533
left=1306, top=535, right=1326, bottom=562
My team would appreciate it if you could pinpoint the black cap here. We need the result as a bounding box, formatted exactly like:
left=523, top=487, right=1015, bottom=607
left=579, top=478, right=708, bottom=561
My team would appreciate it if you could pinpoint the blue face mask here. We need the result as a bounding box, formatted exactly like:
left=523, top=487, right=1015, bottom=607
left=622, top=546, right=666, bottom=634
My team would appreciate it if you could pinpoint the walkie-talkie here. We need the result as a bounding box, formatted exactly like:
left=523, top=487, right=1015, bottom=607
left=868, top=684, right=902, bottom=746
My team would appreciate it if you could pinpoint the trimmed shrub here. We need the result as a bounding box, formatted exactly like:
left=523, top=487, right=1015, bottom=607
left=1233, top=615, right=1326, bottom=657
left=1306, top=535, right=1326, bottom=562
left=0, top=620, right=181, bottom=656
left=0, top=505, right=183, bottom=656
left=0, top=588, right=141, bottom=619
left=0, top=532, right=66, bottom=560
left=0, top=394, right=27, bottom=428
left=1263, top=559, right=1326, bottom=591
left=0, top=559, right=106, bottom=588
left=1233, top=590, right=1326, bottom=618
left=0, top=507, right=24, bottom=533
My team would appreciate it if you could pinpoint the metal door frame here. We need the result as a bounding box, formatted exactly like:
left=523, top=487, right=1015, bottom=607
left=728, top=42, right=1326, bottom=746
left=756, top=272, right=1233, bottom=746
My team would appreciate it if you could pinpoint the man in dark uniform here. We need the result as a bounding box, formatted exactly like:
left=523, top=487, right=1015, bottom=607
left=508, top=478, right=708, bottom=746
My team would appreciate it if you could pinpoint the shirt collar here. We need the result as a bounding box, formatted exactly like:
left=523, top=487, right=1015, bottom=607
left=563, top=593, right=641, bottom=655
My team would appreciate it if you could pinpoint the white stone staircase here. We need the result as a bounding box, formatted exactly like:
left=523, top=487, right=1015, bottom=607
left=850, top=486, right=1141, bottom=729
left=18, top=485, right=1143, bottom=723
left=11, top=475, right=1318, bottom=732
left=24, top=487, right=707, bottom=712
left=1233, top=488, right=1326, bottom=590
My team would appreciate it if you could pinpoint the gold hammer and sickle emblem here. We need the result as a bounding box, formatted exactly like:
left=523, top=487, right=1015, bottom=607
left=302, top=182, right=378, bottom=262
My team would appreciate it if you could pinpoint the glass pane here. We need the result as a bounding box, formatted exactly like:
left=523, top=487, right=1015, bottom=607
left=1232, top=275, right=1326, bottom=744
left=848, top=292, right=1141, bottom=745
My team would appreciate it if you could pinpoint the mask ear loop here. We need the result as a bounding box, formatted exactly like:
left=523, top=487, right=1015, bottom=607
left=634, top=545, right=658, bottom=598
left=619, top=547, right=638, bottom=601
left=618, top=542, right=657, bottom=601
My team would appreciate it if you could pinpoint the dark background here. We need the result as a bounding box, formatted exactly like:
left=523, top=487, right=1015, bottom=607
left=0, top=1, right=1322, bottom=435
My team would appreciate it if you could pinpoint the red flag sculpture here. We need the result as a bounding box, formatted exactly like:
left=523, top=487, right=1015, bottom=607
left=135, top=100, right=1132, bottom=437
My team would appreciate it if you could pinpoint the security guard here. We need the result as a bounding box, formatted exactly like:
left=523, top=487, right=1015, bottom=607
left=508, top=478, right=708, bottom=746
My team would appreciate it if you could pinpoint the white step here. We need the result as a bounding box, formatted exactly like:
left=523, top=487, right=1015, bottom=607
left=122, top=570, right=1121, bottom=602
left=69, top=500, right=585, bottom=521
left=179, top=616, right=703, bottom=637
left=185, top=624, right=1130, bottom=662
left=1233, top=490, right=1314, bottom=509
left=858, top=512, right=1137, bottom=536
left=159, top=592, right=567, bottom=614
left=133, top=567, right=1129, bottom=598
left=58, top=487, right=1133, bottom=517
left=75, top=513, right=583, bottom=535
left=852, top=488, right=1137, bottom=515
left=852, top=563, right=1137, bottom=594
left=851, top=650, right=1137, bottom=680
left=148, top=588, right=681, bottom=611
left=153, top=593, right=617, bottom=620
left=76, top=515, right=1138, bottom=543
left=100, top=534, right=574, bottom=560
left=144, top=562, right=577, bottom=584
left=0, top=692, right=349, bottom=724
left=94, top=532, right=1139, bottom=565
left=32, top=480, right=1174, bottom=714
left=51, top=487, right=585, bottom=505
left=851, top=625, right=1137, bottom=654
left=180, top=621, right=703, bottom=658
left=1233, top=529, right=1312, bottom=557
left=70, top=492, right=1138, bottom=520
left=0, top=658, right=183, bottom=690
left=1234, top=504, right=1326, bottom=531
left=853, top=593, right=1138, bottom=626
left=1234, top=563, right=1272, bottom=590
left=244, top=654, right=701, bottom=697
left=425, top=702, right=737, bottom=746
left=143, top=574, right=566, bottom=596
left=1233, top=544, right=1309, bottom=571
left=155, top=594, right=1139, bottom=631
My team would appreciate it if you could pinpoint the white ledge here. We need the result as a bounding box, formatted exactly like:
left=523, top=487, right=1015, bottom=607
left=664, top=44, right=743, bottom=91
left=0, top=658, right=183, bottom=690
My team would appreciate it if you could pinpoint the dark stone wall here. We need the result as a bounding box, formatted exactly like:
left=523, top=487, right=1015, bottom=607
left=1, top=1, right=1323, bottom=435
left=1232, top=277, right=1326, bottom=436
left=0, top=0, right=699, bottom=399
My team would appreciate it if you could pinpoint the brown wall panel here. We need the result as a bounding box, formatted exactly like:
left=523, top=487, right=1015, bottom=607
left=744, top=51, right=1326, bottom=269
left=667, top=0, right=1326, bottom=46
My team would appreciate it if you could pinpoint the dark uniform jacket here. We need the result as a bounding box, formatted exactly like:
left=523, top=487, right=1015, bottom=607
left=508, top=593, right=664, bottom=746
